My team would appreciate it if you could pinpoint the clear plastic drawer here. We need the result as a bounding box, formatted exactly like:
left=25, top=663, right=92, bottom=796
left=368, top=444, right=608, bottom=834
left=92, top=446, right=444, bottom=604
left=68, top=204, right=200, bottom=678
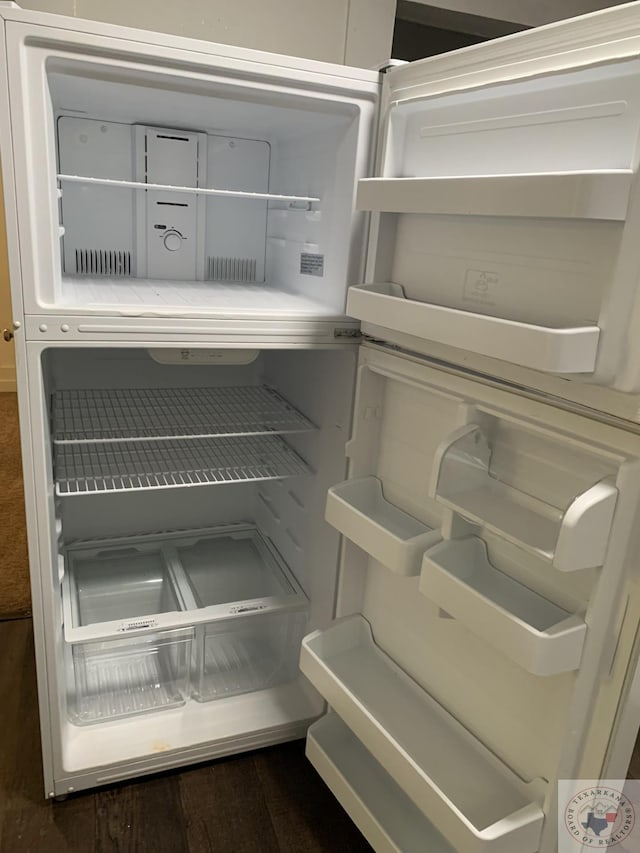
left=67, top=628, right=193, bottom=726
left=192, top=611, right=307, bottom=702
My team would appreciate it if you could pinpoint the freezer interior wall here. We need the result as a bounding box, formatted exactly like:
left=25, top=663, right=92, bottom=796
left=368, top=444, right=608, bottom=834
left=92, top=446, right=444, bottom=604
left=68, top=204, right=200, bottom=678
left=38, top=346, right=355, bottom=767
left=38, top=58, right=365, bottom=314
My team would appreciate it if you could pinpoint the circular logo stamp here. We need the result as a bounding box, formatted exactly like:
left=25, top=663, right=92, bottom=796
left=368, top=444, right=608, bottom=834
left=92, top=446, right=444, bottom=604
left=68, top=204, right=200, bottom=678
left=564, top=786, right=635, bottom=847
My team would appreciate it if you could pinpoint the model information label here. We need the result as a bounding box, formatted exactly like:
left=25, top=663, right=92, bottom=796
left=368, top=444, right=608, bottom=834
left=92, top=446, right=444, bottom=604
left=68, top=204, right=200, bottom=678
left=300, top=253, right=324, bottom=276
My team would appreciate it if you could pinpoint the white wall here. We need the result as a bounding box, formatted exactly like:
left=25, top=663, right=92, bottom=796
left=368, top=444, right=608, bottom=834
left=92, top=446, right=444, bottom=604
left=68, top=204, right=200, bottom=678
left=14, top=0, right=397, bottom=66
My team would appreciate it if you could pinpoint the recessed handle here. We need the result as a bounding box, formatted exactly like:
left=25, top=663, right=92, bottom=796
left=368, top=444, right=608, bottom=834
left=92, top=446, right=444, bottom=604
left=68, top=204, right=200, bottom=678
left=2, top=329, right=14, bottom=342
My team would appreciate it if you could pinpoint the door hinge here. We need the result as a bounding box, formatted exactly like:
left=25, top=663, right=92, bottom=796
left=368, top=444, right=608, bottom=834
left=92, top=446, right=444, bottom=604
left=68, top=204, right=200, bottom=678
left=373, top=59, right=408, bottom=75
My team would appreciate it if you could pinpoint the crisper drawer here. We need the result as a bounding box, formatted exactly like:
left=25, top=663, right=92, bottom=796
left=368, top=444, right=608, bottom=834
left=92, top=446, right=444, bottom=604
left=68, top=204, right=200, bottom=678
left=192, top=611, right=308, bottom=702
left=357, top=47, right=640, bottom=392
left=66, top=628, right=193, bottom=726
left=61, top=525, right=309, bottom=724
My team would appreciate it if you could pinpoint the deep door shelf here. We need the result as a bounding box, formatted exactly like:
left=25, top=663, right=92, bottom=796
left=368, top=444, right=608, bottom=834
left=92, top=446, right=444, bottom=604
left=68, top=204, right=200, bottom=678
left=420, top=537, right=587, bottom=675
left=346, top=283, right=600, bottom=374
left=300, top=615, right=544, bottom=853
left=325, top=477, right=440, bottom=576
left=356, top=171, right=633, bottom=220
left=432, top=425, right=618, bottom=571
left=307, top=714, right=455, bottom=853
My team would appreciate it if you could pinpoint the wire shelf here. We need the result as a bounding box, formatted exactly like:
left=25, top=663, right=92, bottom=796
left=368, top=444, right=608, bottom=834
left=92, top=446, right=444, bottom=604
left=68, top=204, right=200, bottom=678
left=52, top=385, right=315, bottom=444
left=55, top=434, right=311, bottom=496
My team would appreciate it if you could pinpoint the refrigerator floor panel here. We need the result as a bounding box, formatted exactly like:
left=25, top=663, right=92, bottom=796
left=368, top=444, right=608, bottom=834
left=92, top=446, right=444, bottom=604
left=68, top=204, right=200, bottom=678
left=61, top=680, right=323, bottom=774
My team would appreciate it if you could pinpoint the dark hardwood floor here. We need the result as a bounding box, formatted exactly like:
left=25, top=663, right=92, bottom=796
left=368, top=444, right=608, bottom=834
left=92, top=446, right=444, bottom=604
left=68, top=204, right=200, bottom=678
left=0, top=618, right=371, bottom=853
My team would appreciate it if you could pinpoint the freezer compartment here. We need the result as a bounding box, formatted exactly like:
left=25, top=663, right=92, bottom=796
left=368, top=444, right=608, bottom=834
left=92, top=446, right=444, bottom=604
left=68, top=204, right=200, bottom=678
left=325, top=476, right=440, bottom=576
left=300, top=616, right=544, bottom=853
left=307, top=714, right=455, bottom=853
left=420, top=537, right=587, bottom=675
left=193, top=611, right=308, bottom=702
left=12, top=39, right=375, bottom=321
left=67, top=628, right=193, bottom=726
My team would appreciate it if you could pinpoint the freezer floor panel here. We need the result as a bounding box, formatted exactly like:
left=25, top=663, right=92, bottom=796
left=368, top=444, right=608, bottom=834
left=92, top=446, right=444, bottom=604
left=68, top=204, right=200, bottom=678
left=52, top=385, right=315, bottom=443
left=58, top=277, right=341, bottom=318
left=54, top=434, right=311, bottom=495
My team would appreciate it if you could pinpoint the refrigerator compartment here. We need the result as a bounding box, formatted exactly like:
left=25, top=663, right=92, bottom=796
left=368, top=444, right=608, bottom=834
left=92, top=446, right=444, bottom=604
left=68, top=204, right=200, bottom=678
left=52, top=385, right=315, bottom=443
left=300, top=615, right=544, bottom=853
left=54, top=433, right=311, bottom=496
left=67, top=628, right=193, bottom=726
left=325, top=476, right=440, bottom=576
left=63, top=540, right=184, bottom=632
left=347, top=283, right=600, bottom=374
left=432, top=424, right=618, bottom=570
left=357, top=172, right=632, bottom=221
left=420, top=537, right=587, bottom=675
left=307, top=714, right=454, bottom=853
left=192, top=610, right=308, bottom=702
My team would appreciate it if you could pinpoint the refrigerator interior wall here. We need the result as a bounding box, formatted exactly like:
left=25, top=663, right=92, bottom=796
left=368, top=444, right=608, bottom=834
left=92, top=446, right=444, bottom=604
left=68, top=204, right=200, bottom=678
left=301, top=344, right=640, bottom=853
left=33, top=346, right=355, bottom=779
left=13, top=40, right=374, bottom=318
left=352, top=57, right=640, bottom=389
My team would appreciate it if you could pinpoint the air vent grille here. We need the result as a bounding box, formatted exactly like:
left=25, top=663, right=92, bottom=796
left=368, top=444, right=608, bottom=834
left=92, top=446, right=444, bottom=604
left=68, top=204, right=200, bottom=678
left=208, top=256, right=257, bottom=283
left=75, top=249, right=132, bottom=277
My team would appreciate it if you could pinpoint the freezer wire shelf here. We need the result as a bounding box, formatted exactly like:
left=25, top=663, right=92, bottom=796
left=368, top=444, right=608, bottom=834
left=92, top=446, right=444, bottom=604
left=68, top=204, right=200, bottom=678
left=70, top=648, right=185, bottom=724
left=55, top=434, right=311, bottom=495
left=52, top=385, right=315, bottom=443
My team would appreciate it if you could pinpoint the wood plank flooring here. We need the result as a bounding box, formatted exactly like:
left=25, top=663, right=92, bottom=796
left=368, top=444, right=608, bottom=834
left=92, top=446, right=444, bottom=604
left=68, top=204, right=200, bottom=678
left=0, top=393, right=30, bottom=617
left=0, top=619, right=371, bottom=853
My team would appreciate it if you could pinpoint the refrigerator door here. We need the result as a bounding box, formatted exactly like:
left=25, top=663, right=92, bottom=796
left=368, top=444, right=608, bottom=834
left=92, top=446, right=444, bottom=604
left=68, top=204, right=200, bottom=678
left=349, top=3, right=640, bottom=399
left=0, top=5, right=378, bottom=346
left=302, top=341, right=640, bottom=853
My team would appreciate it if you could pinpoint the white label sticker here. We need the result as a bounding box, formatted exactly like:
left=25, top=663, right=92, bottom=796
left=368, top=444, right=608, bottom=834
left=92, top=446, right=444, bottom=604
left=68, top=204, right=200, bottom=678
left=300, top=253, right=324, bottom=276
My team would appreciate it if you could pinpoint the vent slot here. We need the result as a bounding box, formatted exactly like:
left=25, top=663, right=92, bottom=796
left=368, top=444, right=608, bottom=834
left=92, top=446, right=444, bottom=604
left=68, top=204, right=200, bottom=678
left=74, top=249, right=132, bottom=277
left=208, top=256, right=258, bottom=283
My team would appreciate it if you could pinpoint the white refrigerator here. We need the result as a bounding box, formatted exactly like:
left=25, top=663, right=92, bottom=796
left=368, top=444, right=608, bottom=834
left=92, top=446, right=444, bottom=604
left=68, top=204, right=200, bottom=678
left=3, top=1, right=640, bottom=851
